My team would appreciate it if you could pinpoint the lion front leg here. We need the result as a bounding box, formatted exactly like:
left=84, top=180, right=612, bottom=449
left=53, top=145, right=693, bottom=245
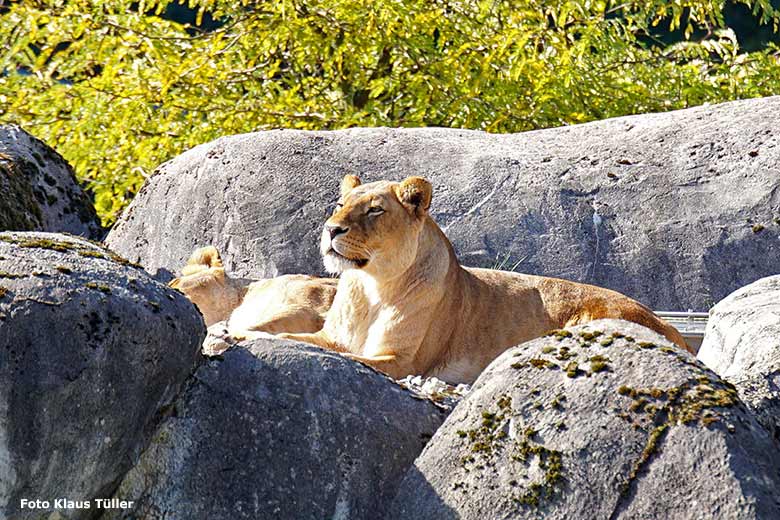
left=277, top=330, right=349, bottom=353
left=342, top=353, right=410, bottom=379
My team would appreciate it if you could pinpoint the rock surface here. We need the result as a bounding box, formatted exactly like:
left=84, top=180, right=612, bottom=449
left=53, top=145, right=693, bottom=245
left=106, top=97, right=780, bottom=309
left=0, top=232, right=204, bottom=520
left=103, top=338, right=446, bottom=520
left=389, top=320, right=780, bottom=520
left=698, top=275, right=780, bottom=441
left=0, top=125, right=102, bottom=238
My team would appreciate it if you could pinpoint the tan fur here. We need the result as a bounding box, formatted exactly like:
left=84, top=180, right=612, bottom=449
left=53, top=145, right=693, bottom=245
left=228, top=275, right=336, bottom=338
left=169, top=246, right=245, bottom=326
left=169, top=246, right=337, bottom=337
left=280, top=175, right=692, bottom=384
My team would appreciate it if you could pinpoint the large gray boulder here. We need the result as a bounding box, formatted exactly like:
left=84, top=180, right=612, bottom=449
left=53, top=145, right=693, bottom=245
left=698, top=275, right=780, bottom=441
left=106, top=97, right=780, bottom=309
left=389, top=320, right=780, bottom=520
left=103, top=338, right=446, bottom=520
left=0, top=232, right=205, bottom=520
left=0, top=125, right=102, bottom=238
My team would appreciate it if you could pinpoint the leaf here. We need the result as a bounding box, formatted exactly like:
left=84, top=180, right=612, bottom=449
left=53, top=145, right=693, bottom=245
left=0, top=0, right=778, bottom=225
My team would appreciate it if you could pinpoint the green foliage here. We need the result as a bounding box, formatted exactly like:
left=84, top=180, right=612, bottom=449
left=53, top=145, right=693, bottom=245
left=2, top=1, right=779, bottom=225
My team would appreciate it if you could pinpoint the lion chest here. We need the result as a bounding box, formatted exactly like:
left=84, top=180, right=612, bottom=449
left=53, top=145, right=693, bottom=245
left=325, top=272, right=406, bottom=356
left=330, top=300, right=397, bottom=356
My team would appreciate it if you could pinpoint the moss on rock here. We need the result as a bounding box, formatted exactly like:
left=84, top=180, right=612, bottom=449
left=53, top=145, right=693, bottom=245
left=0, top=154, right=43, bottom=232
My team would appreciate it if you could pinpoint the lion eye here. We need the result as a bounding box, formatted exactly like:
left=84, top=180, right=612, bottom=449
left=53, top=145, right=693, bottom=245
left=333, top=203, right=344, bottom=214
left=367, top=206, right=384, bottom=216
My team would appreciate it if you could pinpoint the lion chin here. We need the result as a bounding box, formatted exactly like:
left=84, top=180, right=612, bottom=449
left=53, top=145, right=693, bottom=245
left=277, top=174, right=692, bottom=385
left=322, top=249, right=368, bottom=274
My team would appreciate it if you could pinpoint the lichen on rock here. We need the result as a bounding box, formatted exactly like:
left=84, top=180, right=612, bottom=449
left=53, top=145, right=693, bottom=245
left=0, top=231, right=204, bottom=520
left=389, top=319, right=780, bottom=520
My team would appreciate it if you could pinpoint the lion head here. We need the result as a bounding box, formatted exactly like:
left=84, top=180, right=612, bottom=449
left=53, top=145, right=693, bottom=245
left=320, top=175, right=433, bottom=280
left=169, top=246, right=246, bottom=326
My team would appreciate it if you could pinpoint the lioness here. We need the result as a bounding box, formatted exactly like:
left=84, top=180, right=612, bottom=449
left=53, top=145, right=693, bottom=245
left=279, top=175, right=690, bottom=384
left=170, top=246, right=337, bottom=336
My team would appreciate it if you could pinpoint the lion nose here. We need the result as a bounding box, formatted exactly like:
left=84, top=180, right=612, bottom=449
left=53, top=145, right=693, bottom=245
left=326, top=225, right=348, bottom=240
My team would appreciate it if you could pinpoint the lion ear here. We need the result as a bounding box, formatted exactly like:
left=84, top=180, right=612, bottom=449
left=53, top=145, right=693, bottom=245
left=395, top=176, right=432, bottom=215
left=340, top=175, right=362, bottom=197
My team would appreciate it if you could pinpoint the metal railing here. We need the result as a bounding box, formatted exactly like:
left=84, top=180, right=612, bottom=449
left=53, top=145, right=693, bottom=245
left=655, top=311, right=709, bottom=336
left=655, top=310, right=709, bottom=352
